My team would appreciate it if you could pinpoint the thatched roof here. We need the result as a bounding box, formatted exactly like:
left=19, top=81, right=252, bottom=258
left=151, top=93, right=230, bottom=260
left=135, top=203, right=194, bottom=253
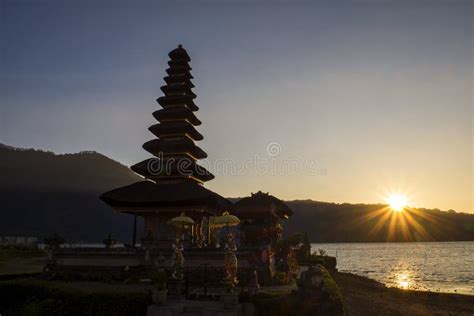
left=156, top=95, right=198, bottom=111
left=167, top=60, right=191, bottom=68
left=164, top=74, right=194, bottom=86
left=148, top=122, right=203, bottom=141
left=152, top=107, right=201, bottom=126
left=100, top=181, right=232, bottom=213
left=160, top=84, right=196, bottom=98
left=166, top=66, right=193, bottom=76
left=234, top=191, right=293, bottom=220
left=131, top=158, right=214, bottom=183
left=142, top=139, right=207, bottom=160
left=101, top=45, right=216, bottom=217
left=168, top=44, right=191, bottom=61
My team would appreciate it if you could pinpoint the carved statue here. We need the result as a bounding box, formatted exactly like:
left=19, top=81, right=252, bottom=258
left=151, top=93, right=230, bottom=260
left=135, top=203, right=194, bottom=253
left=171, top=237, right=184, bottom=279
left=195, top=223, right=205, bottom=248
left=223, top=233, right=239, bottom=292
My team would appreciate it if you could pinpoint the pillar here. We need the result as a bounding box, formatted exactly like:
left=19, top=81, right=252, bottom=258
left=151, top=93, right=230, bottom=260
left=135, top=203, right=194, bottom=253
left=207, top=216, right=211, bottom=246
left=144, top=215, right=159, bottom=237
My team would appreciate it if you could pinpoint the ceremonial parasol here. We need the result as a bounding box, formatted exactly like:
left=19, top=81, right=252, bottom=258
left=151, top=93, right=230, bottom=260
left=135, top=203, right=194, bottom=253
left=213, top=211, right=240, bottom=232
left=168, top=212, right=195, bottom=229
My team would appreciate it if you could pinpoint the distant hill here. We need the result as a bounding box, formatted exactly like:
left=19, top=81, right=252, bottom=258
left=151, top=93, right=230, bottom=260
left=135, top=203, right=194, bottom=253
left=0, top=143, right=143, bottom=242
left=0, top=144, right=141, bottom=192
left=1, top=144, right=473, bottom=242
left=283, top=200, right=474, bottom=242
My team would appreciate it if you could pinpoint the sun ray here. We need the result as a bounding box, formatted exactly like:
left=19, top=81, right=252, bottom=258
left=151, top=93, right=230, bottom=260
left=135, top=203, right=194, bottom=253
left=409, top=208, right=448, bottom=226
left=397, top=212, right=413, bottom=241
left=368, top=209, right=393, bottom=237
left=352, top=190, right=447, bottom=242
left=407, top=208, right=449, bottom=237
left=403, top=210, right=433, bottom=241
left=387, top=211, right=399, bottom=241
left=351, top=206, right=390, bottom=227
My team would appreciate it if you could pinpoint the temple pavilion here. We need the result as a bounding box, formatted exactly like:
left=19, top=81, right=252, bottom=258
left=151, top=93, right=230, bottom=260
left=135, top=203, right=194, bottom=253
left=234, top=191, right=293, bottom=247
left=100, top=45, right=232, bottom=248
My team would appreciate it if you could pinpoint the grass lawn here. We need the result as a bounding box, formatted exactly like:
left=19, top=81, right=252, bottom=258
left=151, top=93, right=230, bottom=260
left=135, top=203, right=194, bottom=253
left=0, top=279, right=149, bottom=316
left=0, top=249, right=47, bottom=275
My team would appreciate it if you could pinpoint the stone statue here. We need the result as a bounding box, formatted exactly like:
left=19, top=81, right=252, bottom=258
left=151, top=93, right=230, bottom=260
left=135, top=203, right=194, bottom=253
left=171, top=237, right=184, bottom=279
left=223, top=233, right=239, bottom=292
left=195, top=223, right=205, bottom=248
left=297, top=265, right=324, bottom=296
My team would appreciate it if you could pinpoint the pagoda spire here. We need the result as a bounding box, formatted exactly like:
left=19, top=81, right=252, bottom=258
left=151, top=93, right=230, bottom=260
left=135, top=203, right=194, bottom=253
left=131, top=45, right=214, bottom=184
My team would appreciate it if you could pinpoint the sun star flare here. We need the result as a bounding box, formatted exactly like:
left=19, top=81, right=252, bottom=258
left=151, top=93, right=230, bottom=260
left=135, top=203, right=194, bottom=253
left=387, top=194, right=408, bottom=212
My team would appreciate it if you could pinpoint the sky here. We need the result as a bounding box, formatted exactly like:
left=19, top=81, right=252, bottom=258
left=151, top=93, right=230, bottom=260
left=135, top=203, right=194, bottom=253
left=1, top=0, right=472, bottom=212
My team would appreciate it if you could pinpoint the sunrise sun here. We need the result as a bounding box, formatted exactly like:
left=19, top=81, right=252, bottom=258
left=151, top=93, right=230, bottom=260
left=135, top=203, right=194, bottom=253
left=387, top=194, right=408, bottom=212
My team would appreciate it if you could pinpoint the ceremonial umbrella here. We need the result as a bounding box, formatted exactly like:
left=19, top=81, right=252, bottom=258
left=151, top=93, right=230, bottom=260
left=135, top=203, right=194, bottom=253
left=213, top=211, right=240, bottom=232
left=168, top=212, right=195, bottom=227
left=168, top=212, right=195, bottom=236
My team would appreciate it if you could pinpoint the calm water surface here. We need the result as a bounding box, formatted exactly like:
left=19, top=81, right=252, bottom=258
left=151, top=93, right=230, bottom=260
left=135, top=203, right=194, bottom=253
left=312, top=242, right=474, bottom=295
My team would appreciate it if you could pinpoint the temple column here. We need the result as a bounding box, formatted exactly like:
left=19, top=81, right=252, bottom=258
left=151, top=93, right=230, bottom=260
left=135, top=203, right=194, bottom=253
left=132, top=215, right=137, bottom=246
left=144, top=215, right=159, bottom=238
left=195, top=221, right=200, bottom=247
left=190, top=223, right=195, bottom=246
left=207, top=216, right=211, bottom=246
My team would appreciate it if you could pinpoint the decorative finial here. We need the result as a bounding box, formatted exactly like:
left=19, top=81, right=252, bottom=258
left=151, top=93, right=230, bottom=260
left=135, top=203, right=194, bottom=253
left=178, top=44, right=183, bottom=48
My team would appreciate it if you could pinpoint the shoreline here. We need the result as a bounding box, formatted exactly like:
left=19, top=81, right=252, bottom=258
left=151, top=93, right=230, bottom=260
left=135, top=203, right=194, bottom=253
left=335, top=271, right=474, bottom=315
left=338, top=270, right=473, bottom=296
left=311, top=241, right=474, bottom=297
left=1, top=268, right=473, bottom=315
left=311, top=240, right=474, bottom=243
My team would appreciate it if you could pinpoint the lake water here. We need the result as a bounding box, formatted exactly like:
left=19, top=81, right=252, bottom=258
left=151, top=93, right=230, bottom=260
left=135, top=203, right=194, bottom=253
left=311, top=242, right=474, bottom=295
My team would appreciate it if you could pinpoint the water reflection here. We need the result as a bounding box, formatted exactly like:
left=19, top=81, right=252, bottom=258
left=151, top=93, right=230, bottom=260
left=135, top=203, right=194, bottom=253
left=311, top=242, right=474, bottom=295
left=385, top=263, right=418, bottom=290
left=391, top=269, right=414, bottom=290
left=397, top=275, right=410, bottom=289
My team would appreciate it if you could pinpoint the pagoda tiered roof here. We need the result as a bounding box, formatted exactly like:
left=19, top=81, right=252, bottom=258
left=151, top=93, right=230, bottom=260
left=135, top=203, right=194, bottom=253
left=152, top=107, right=201, bottom=125
left=142, top=138, right=207, bottom=160
left=157, top=96, right=198, bottom=111
left=100, top=45, right=226, bottom=214
left=130, top=158, right=214, bottom=183
left=148, top=121, right=203, bottom=141
left=101, top=181, right=231, bottom=214
left=160, top=85, right=196, bottom=98
left=140, top=44, right=211, bottom=180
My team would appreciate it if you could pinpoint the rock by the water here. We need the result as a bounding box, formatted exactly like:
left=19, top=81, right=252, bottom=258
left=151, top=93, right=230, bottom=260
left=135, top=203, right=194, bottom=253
left=297, top=265, right=324, bottom=294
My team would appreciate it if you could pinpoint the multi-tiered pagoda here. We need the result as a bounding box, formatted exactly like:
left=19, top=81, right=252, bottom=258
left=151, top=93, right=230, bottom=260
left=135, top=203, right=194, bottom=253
left=101, top=45, right=231, bottom=246
left=133, top=45, right=213, bottom=184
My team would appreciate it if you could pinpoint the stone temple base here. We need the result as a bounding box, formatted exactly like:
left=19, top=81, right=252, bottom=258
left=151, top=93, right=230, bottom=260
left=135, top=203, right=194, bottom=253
left=147, top=300, right=255, bottom=316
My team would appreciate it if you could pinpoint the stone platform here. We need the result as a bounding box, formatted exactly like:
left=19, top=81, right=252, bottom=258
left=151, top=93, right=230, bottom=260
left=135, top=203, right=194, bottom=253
left=147, top=300, right=255, bottom=316
left=52, top=247, right=254, bottom=269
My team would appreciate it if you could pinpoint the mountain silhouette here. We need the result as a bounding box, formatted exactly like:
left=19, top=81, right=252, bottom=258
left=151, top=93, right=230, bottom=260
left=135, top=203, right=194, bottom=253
left=1, top=144, right=473, bottom=242
left=283, top=200, right=474, bottom=242
left=0, top=144, right=143, bottom=242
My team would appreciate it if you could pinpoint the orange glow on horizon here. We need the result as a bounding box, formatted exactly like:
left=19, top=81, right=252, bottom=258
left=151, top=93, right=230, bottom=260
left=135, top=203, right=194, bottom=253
left=350, top=190, right=440, bottom=242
